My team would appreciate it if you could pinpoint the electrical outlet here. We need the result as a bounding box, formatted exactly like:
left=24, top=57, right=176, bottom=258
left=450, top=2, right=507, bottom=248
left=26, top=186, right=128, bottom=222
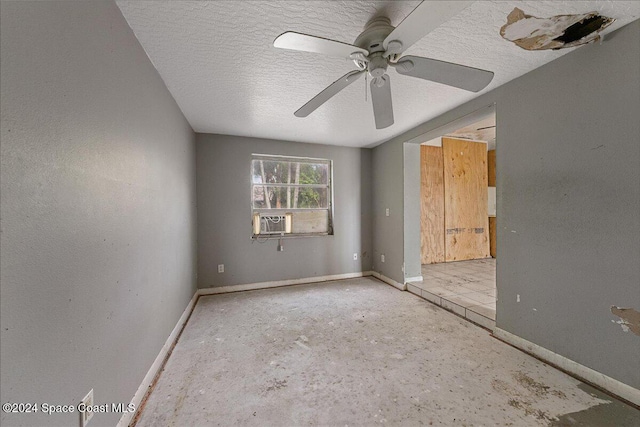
left=218, top=264, right=224, bottom=273
left=353, top=253, right=358, bottom=260
left=385, top=208, right=390, bottom=217
left=80, top=389, right=94, bottom=427
left=381, top=254, right=385, bottom=263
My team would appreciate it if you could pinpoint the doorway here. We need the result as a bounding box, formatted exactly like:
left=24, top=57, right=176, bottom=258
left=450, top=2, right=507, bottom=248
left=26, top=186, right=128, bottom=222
left=408, top=113, right=497, bottom=329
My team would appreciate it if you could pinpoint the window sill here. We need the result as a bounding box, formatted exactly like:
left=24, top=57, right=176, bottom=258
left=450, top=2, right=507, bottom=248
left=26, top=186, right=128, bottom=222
left=251, top=232, right=333, bottom=240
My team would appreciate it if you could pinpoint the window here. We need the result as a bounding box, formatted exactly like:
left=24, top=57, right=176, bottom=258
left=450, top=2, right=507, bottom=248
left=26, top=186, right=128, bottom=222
left=251, top=154, right=333, bottom=237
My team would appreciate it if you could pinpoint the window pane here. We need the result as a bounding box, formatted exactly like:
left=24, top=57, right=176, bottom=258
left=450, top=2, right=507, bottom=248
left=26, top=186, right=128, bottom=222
left=252, top=186, right=291, bottom=209
left=294, top=162, right=328, bottom=185
left=294, top=187, right=328, bottom=209
left=252, top=185, right=328, bottom=209
left=252, top=159, right=328, bottom=185
left=252, top=159, right=290, bottom=184
left=252, top=186, right=267, bottom=209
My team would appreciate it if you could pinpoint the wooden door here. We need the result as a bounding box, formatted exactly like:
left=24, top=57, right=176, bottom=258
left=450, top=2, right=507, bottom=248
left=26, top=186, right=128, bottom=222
left=489, top=217, right=497, bottom=258
left=487, top=149, right=496, bottom=187
left=420, top=146, right=445, bottom=264
left=442, top=137, right=490, bottom=261
left=488, top=149, right=497, bottom=258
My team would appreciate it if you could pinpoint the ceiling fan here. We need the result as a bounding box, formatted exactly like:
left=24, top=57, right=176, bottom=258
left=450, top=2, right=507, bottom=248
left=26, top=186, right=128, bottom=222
left=273, top=1, right=494, bottom=129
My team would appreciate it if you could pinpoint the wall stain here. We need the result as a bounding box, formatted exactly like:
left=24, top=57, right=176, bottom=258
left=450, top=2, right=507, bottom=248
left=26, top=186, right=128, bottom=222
left=610, top=306, right=640, bottom=336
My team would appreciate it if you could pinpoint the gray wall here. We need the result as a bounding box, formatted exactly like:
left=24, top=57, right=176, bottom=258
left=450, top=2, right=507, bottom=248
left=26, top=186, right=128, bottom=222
left=0, top=2, right=197, bottom=426
left=373, top=20, right=640, bottom=389
left=371, top=137, right=404, bottom=281
left=197, top=134, right=372, bottom=288
left=403, top=143, right=422, bottom=279
left=371, top=140, right=422, bottom=282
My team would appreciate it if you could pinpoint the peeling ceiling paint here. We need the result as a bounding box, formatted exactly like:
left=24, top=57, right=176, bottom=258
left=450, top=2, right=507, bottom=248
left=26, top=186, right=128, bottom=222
left=500, top=8, right=615, bottom=50
left=116, top=1, right=640, bottom=148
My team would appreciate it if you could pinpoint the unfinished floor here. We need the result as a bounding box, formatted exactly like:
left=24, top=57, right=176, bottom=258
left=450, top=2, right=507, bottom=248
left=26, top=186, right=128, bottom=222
left=135, top=277, right=639, bottom=426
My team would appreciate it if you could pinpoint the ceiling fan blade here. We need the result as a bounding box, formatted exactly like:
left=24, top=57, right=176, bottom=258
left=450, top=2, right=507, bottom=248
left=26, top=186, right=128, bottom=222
left=295, top=70, right=365, bottom=117
left=395, top=55, right=494, bottom=92
left=370, top=74, right=394, bottom=129
left=274, top=31, right=368, bottom=59
left=383, top=1, right=473, bottom=55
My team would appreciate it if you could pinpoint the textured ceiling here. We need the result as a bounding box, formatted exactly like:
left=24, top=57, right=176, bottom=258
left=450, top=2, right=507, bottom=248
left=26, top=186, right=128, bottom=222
left=116, top=1, right=640, bottom=148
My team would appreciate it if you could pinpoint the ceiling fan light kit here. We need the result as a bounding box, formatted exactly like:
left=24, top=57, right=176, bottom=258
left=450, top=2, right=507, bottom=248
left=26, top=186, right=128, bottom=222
left=273, top=1, right=494, bottom=130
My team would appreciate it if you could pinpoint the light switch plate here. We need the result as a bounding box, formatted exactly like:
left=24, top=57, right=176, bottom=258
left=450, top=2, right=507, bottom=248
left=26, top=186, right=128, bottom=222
left=80, top=389, right=94, bottom=427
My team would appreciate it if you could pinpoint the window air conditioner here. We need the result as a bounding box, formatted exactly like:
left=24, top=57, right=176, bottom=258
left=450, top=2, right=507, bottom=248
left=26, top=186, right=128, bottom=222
left=253, top=213, right=292, bottom=235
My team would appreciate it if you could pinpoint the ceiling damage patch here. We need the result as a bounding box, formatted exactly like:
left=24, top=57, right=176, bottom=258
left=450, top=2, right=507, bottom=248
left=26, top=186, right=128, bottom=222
left=610, top=306, right=640, bottom=336
left=500, top=8, right=615, bottom=51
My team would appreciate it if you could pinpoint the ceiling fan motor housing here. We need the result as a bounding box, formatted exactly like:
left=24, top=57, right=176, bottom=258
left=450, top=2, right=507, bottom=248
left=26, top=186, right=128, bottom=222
left=353, top=17, right=395, bottom=78
left=354, top=16, right=394, bottom=54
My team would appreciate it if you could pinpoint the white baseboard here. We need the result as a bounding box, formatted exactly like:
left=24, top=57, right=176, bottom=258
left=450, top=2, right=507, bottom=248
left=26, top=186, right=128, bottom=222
left=118, top=291, right=199, bottom=427
left=198, top=271, right=371, bottom=296
left=371, top=271, right=407, bottom=291
left=493, top=327, right=640, bottom=407
left=404, top=275, right=423, bottom=283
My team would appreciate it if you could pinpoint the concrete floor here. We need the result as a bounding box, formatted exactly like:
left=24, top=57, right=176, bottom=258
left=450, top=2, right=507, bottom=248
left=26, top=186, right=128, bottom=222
left=135, top=277, right=639, bottom=426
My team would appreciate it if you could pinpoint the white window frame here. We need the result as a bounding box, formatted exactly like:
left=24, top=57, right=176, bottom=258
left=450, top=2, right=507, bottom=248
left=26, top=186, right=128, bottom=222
left=251, top=154, right=334, bottom=238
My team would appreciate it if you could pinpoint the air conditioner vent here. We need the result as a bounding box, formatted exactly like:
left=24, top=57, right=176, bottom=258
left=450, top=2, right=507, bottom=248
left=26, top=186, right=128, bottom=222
left=253, top=213, right=292, bottom=235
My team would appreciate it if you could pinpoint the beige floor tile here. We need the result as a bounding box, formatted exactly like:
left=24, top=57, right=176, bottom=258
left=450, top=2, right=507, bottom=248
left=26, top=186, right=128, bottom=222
left=425, top=286, right=455, bottom=297
left=465, top=310, right=495, bottom=330
left=445, top=294, right=484, bottom=308
left=407, top=284, right=421, bottom=296
left=477, top=280, right=497, bottom=290
left=421, top=289, right=441, bottom=305
left=481, top=289, right=497, bottom=297
left=440, top=298, right=466, bottom=316
left=458, top=282, right=493, bottom=292
left=444, top=284, right=479, bottom=295
left=420, top=278, right=447, bottom=288
left=464, top=292, right=496, bottom=305
left=468, top=304, right=497, bottom=320
left=483, top=301, right=497, bottom=310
